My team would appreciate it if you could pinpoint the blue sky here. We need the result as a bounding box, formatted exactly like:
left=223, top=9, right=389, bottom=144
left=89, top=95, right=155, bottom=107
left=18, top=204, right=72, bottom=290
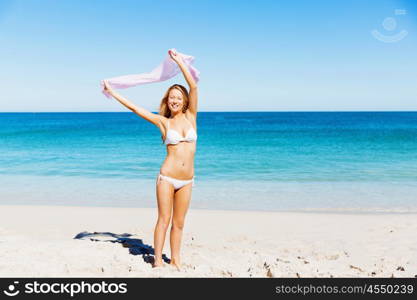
left=0, top=0, right=416, bottom=112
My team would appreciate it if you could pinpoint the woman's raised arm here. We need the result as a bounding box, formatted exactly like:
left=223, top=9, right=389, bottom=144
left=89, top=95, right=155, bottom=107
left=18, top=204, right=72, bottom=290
left=103, top=80, right=164, bottom=127
left=169, top=50, right=198, bottom=116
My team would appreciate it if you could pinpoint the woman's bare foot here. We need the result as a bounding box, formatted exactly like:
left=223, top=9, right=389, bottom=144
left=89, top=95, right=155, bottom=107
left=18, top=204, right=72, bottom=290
left=169, top=262, right=181, bottom=271
left=152, top=259, right=164, bottom=268
left=169, top=260, right=181, bottom=271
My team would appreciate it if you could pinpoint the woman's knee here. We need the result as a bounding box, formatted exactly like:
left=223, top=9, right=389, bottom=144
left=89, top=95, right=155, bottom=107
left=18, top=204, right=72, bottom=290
left=171, top=219, right=185, bottom=231
left=157, top=215, right=171, bottom=229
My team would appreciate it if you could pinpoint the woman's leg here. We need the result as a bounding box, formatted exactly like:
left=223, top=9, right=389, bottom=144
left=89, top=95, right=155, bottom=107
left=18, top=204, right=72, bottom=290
left=154, top=176, right=174, bottom=267
left=170, top=181, right=192, bottom=269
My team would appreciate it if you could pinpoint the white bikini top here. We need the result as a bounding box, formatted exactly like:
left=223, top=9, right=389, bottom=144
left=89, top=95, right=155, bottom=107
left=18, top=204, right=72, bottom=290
left=164, top=117, right=197, bottom=145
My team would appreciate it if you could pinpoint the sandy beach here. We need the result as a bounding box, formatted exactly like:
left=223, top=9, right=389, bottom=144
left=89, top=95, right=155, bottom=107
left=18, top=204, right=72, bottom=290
left=0, top=205, right=416, bottom=278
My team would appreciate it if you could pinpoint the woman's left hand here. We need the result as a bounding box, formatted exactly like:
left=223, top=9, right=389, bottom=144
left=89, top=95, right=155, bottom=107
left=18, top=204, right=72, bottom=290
left=168, top=49, right=183, bottom=64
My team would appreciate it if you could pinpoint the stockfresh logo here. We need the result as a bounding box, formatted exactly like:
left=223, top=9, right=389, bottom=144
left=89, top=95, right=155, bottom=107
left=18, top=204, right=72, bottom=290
left=371, top=9, right=408, bottom=43
left=3, top=281, right=20, bottom=297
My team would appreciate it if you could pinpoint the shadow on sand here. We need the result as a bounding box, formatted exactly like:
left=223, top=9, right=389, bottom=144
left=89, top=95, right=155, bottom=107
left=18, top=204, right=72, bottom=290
left=74, top=231, right=170, bottom=265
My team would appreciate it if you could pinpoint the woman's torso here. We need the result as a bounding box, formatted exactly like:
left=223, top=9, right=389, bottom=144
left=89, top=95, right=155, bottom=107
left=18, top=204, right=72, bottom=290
left=159, top=114, right=197, bottom=180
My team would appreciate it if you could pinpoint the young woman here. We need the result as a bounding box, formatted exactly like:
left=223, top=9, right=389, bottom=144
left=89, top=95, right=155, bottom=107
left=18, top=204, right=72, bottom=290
left=103, top=50, right=198, bottom=270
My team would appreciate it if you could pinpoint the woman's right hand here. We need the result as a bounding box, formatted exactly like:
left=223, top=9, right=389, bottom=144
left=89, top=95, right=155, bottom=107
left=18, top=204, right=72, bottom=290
left=103, top=80, right=113, bottom=95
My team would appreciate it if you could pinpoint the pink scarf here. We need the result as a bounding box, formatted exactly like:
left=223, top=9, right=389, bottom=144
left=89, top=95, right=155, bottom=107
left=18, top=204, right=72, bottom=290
left=101, top=49, right=200, bottom=98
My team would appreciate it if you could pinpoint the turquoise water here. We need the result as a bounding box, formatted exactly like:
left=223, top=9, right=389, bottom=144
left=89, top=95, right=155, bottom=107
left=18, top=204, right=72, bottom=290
left=1, top=112, right=417, bottom=212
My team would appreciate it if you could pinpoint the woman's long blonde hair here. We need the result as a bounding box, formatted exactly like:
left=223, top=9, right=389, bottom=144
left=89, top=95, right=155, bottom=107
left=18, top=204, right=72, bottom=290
left=159, top=84, right=190, bottom=118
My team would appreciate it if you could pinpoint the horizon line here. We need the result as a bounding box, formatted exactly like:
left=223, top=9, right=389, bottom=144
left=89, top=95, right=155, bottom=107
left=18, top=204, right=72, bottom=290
left=1, top=110, right=417, bottom=113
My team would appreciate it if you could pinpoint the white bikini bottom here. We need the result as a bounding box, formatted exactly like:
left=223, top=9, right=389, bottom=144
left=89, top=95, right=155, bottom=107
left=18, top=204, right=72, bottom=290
left=158, top=173, right=195, bottom=190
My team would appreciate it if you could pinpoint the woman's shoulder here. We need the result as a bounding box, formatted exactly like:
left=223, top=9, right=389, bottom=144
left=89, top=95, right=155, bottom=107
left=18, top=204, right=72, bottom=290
left=156, top=115, right=170, bottom=131
left=185, top=110, right=197, bottom=123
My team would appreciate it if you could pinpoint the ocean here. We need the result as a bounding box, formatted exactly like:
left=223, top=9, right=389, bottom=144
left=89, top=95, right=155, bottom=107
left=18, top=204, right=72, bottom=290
left=1, top=112, right=417, bottom=212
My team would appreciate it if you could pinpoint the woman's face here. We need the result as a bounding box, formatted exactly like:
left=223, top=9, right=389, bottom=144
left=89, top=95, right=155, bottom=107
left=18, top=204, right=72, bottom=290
left=167, top=88, right=184, bottom=113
